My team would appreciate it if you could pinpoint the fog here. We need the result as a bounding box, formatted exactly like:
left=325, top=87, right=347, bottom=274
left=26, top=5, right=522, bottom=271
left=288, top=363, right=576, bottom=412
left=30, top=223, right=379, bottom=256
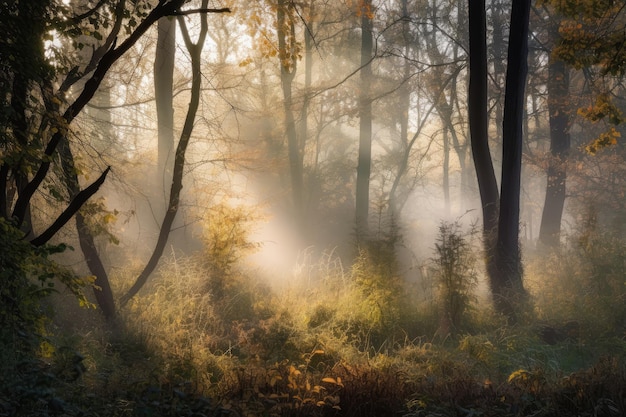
left=4, top=1, right=626, bottom=415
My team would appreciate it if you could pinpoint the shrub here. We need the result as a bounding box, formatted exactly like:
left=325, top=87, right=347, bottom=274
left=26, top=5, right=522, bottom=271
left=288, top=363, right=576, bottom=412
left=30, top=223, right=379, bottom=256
left=430, top=221, right=479, bottom=337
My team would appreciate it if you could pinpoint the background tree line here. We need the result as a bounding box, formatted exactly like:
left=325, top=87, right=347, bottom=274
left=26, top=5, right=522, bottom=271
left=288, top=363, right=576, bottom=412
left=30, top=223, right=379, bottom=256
left=2, top=0, right=626, bottom=343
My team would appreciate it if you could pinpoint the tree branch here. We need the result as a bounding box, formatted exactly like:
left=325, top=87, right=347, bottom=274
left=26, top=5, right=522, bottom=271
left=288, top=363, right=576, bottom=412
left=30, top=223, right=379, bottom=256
left=170, top=8, right=230, bottom=16
left=12, top=0, right=187, bottom=226
left=30, top=167, right=111, bottom=247
left=120, top=1, right=209, bottom=306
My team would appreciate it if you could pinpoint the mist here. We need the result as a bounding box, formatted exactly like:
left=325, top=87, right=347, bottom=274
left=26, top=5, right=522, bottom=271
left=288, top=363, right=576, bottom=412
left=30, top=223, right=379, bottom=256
left=2, top=0, right=626, bottom=416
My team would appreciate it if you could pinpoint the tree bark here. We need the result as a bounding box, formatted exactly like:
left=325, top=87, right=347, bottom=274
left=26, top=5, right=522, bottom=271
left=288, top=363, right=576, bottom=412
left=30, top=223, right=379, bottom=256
left=300, top=0, right=314, bottom=217
left=355, top=0, right=373, bottom=243
left=468, top=0, right=499, bottom=274
left=539, top=45, right=570, bottom=247
left=58, top=140, right=117, bottom=319
left=494, top=0, right=531, bottom=320
left=155, top=16, right=176, bottom=182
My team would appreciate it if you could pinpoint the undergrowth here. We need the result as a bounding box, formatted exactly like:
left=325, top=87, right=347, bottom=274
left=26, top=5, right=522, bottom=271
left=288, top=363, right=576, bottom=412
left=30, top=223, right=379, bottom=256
left=4, top=211, right=626, bottom=416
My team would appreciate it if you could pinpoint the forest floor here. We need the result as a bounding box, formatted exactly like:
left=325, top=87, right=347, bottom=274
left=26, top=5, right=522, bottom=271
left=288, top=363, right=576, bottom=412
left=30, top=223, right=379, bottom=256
left=3, top=236, right=626, bottom=417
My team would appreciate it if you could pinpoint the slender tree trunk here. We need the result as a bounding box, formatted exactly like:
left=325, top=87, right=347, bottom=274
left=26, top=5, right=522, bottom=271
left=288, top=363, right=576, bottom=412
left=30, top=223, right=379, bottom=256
left=539, top=48, right=570, bottom=247
left=121, top=6, right=209, bottom=305
left=355, top=0, right=373, bottom=243
left=155, top=16, right=176, bottom=182
left=443, top=126, right=451, bottom=216
left=468, top=0, right=499, bottom=276
left=494, top=0, right=531, bottom=320
left=10, top=72, right=34, bottom=238
left=453, top=0, right=470, bottom=211
left=491, top=0, right=506, bottom=142
left=277, top=0, right=304, bottom=234
left=58, top=141, right=116, bottom=319
left=389, top=0, right=410, bottom=218
left=301, top=1, right=314, bottom=224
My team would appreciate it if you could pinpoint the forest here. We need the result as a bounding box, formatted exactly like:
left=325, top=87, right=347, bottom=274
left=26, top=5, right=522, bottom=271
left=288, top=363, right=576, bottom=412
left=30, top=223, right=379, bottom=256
left=1, top=0, right=626, bottom=415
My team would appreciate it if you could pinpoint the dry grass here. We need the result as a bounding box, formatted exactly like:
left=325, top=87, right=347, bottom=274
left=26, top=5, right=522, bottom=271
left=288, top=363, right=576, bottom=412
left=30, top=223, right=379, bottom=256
left=16, top=218, right=626, bottom=416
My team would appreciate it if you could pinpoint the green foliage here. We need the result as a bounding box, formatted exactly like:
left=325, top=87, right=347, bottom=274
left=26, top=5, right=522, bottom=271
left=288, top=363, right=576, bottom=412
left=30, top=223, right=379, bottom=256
left=430, top=221, right=479, bottom=336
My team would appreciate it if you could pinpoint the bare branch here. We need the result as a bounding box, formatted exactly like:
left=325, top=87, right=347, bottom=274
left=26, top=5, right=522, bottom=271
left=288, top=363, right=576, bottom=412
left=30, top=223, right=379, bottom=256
left=171, top=8, right=231, bottom=16
left=30, top=167, right=111, bottom=247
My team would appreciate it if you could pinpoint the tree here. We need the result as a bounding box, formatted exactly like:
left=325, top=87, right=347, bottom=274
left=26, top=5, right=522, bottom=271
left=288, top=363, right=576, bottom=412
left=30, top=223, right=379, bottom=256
left=494, top=0, right=531, bottom=319
left=355, top=0, right=374, bottom=243
left=1, top=0, right=229, bottom=319
left=121, top=0, right=219, bottom=305
left=468, top=0, right=530, bottom=320
left=468, top=0, right=499, bottom=276
left=276, top=0, right=305, bottom=234
left=549, top=0, right=626, bottom=152
left=538, top=14, right=571, bottom=247
left=155, top=16, right=177, bottom=181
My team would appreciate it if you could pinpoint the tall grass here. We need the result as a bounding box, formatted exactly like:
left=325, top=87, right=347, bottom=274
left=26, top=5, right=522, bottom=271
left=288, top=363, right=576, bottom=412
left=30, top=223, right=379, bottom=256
left=26, top=208, right=626, bottom=416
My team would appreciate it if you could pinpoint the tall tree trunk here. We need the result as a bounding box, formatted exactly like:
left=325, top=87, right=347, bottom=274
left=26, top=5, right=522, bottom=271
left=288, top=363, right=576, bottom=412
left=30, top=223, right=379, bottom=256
left=58, top=141, right=116, bottom=319
left=491, top=0, right=506, bottom=142
left=121, top=5, right=209, bottom=305
left=10, top=72, right=34, bottom=238
left=300, top=0, right=314, bottom=225
left=389, top=0, right=410, bottom=218
left=443, top=126, right=451, bottom=216
left=494, top=0, right=531, bottom=320
left=468, top=0, right=499, bottom=276
left=155, top=16, right=176, bottom=183
left=355, top=0, right=373, bottom=243
left=277, top=0, right=304, bottom=234
left=453, top=0, right=470, bottom=211
left=539, top=43, right=570, bottom=247
left=11, top=0, right=195, bottom=228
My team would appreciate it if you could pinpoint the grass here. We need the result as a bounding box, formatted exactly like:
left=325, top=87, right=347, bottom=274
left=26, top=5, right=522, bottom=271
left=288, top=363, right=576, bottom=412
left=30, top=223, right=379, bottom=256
left=4, top=221, right=626, bottom=416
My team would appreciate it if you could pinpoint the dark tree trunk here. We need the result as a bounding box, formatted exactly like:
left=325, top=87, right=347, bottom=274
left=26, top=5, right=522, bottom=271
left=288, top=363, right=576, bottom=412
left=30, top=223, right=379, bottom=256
left=355, top=0, right=373, bottom=242
left=10, top=72, right=34, bottom=238
left=468, top=0, right=530, bottom=321
left=468, top=0, right=499, bottom=273
left=121, top=7, right=209, bottom=305
left=58, top=141, right=116, bottom=319
left=11, top=0, right=192, bottom=227
left=494, top=0, right=531, bottom=320
left=491, top=0, right=507, bottom=142
left=155, top=16, right=176, bottom=180
left=539, top=55, right=570, bottom=247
